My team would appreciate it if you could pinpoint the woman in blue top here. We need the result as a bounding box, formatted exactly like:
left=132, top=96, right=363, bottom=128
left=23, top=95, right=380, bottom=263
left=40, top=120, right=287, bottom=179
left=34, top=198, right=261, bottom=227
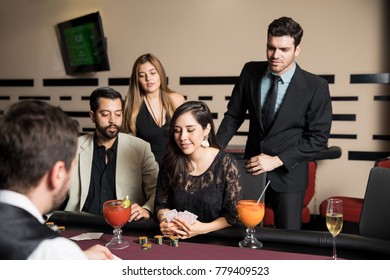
left=123, top=53, right=185, bottom=166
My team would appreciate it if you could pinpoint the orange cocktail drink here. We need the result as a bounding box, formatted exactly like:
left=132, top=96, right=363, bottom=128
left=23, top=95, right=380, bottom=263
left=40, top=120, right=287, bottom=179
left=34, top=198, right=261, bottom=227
left=237, top=200, right=265, bottom=228
left=103, top=200, right=131, bottom=228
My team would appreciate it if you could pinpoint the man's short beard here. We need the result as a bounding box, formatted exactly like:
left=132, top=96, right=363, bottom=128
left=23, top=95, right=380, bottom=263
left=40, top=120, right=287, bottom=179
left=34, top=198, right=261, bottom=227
left=96, top=124, right=120, bottom=140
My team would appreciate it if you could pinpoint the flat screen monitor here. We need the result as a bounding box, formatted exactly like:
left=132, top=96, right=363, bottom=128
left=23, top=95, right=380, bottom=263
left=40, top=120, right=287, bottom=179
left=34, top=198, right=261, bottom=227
left=57, top=12, right=110, bottom=75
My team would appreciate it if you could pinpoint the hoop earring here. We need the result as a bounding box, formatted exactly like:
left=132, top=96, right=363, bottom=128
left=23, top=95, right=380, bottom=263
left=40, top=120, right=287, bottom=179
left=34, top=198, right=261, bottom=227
left=201, top=135, right=210, bottom=148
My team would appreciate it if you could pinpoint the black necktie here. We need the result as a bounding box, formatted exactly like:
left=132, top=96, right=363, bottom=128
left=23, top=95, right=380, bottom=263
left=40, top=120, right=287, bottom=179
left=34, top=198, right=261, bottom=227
left=262, top=74, right=281, bottom=132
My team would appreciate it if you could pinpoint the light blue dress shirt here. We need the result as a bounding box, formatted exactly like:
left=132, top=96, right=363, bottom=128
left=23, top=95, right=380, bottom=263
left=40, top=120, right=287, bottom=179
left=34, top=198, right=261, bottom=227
left=260, top=63, right=296, bottom=114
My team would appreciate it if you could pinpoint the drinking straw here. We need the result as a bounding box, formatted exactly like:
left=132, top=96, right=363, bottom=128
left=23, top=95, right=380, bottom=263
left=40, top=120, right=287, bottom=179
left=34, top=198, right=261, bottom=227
left=257, top=180, right=271, bottom=204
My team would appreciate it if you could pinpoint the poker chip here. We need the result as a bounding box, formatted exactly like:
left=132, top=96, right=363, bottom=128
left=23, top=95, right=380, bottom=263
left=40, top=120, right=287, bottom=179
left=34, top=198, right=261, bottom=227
left=138, top=236, right=148, bottom=245
left=45, top=222, right=65, bottom=232
left=57, top=226, right=65, bottom=231
left=154, top=235, right=163, bottom=245
left=169, top=236, right=179, bottom=247
left=142, top=243, right=152, bottom=250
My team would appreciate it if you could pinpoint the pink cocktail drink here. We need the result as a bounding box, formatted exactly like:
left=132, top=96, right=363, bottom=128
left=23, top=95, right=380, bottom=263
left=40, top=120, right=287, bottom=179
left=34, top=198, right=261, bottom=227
left=103, top=199, right=131, bottom=249
left=103, top=200, right=131, bottom=228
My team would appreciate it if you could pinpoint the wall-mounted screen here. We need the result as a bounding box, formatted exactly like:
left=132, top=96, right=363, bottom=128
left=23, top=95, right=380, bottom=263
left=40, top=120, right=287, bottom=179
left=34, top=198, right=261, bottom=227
left=57, top=11, right=110, bottom=75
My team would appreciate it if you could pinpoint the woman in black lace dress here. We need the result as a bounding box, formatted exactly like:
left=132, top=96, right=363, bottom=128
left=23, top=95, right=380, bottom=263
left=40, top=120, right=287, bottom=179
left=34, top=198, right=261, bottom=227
left=154, top=101, right=242, bottom=239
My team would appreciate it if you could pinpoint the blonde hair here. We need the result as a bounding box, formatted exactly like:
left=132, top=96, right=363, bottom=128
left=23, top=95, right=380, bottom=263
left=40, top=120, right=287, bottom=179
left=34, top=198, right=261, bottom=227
left=122, top=53, right=176, bottom=135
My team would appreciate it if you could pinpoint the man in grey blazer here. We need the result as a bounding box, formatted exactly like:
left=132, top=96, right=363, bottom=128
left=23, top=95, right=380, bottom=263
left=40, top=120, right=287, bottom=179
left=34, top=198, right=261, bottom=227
left=65, top=87, right=159, bottom=222
left=217, top=17, right=332, bottom=230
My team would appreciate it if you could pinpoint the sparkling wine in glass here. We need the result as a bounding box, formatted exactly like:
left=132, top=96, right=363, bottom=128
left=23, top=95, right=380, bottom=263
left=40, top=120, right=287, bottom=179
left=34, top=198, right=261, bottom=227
left=103, top=199, right=131, bottom=250
left=237, top=200, right=265, bottom=249
left=326, top=198, right=343, bottom=259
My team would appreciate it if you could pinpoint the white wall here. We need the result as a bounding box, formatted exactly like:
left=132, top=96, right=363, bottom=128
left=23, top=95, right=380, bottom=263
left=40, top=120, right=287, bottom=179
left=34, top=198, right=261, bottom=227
left=0, top=0, right=389, bottom=214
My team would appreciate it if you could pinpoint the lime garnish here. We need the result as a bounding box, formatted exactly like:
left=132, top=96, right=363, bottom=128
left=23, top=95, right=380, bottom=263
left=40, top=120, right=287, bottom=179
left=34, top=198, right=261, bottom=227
left=121, top=195, right=131, bottom=208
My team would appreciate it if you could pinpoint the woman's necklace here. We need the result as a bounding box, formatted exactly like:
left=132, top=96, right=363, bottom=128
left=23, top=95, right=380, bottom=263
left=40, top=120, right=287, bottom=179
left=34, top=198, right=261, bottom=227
left=144, top=92, right=164, bottom=127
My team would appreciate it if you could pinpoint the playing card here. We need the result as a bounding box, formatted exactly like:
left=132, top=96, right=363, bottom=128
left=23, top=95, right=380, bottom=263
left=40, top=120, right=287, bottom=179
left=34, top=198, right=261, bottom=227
left=178, top=211, right=190, bottom=224
left=185, top=210, right=198, bottom=224
left=164, top=209, right=178, bottom=222
left=112, top=254, right=122, bottom=260
left=178, top=211, right=197, bottom=224
left=69, top=232, right=103, bottom=241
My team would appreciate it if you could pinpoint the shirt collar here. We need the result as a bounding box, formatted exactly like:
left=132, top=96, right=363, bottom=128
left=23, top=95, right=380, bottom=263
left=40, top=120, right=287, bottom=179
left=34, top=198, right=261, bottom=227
left=93, top=134, right=119, bottom=155
left=265, top=62, right=296, bottom=83
left=0, top=189, right=45, bottom=223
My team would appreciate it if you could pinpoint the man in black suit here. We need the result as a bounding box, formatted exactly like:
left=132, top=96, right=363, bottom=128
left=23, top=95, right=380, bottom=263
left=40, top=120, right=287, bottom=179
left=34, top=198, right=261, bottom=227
left=217, top=17, right=332, bottom=230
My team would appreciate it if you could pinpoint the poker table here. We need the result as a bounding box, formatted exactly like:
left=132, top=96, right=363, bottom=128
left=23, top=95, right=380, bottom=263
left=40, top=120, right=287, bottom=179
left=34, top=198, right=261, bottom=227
left=48, top=211, right=390, bottom=260
left=60, top=230, right=328, bottom=260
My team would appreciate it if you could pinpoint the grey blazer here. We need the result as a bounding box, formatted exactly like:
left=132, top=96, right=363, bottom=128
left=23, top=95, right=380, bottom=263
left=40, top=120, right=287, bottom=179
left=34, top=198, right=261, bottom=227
left=65, top=132, right=159, bottom=213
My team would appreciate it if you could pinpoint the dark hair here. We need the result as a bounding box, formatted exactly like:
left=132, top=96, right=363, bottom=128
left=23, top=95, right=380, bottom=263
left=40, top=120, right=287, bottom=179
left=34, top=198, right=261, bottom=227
left=0, top=100, right=79, bottom=193
left=89, top=86, right=123, bottom=113
left=268, top=17, right=304, bottom=48
left=161, top=101, right=220, bottom=188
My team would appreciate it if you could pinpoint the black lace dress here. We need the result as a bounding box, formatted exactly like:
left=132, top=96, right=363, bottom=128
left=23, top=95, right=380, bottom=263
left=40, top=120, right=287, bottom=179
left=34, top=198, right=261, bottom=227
left=154, top=150, right=243, bottom=224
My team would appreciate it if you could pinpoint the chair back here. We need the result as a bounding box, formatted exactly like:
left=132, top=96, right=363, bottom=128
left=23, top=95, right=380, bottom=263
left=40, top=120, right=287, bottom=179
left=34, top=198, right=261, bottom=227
left=375, top=156, right=390, bottom=168
left=303, top=161, right=317, bottom=206
left=236, top=159, right=266, bottom=201
left=359, top=167, right=390, bottom=240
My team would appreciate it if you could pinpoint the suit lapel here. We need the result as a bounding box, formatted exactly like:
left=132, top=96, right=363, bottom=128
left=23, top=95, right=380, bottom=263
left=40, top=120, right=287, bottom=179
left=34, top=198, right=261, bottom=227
left=249, top=63, right=267, bottom=129
left=79, top=134, right=94, bottom=210
left=116, top=133, right=129, bottom=200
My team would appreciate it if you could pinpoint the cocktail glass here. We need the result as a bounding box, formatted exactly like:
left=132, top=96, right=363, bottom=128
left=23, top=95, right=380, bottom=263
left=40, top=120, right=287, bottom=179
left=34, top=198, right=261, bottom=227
left=237, top=200, right=265, bottom=249
left=103, top=199, right=131, bottom=250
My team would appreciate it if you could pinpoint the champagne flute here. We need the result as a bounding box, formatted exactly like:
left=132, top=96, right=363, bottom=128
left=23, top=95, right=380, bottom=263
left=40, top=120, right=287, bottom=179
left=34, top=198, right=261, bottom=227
left=103, top=199, right=131, bottom=250
left=237, top=200, right=265, bottom=249
left=326, top=198, right=343, bottom=260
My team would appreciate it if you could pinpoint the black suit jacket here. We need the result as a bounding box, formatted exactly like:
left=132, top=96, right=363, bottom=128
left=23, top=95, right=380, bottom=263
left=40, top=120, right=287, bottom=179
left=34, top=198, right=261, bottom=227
left=217, top=61, right=332, bottom=193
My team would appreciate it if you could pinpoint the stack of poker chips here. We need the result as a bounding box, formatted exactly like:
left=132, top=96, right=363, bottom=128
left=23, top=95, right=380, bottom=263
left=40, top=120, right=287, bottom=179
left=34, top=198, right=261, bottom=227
left=139, top=236, right=152, bottom=250
left=57, top=226, right=65, bottom=231
left=138, top=236, right=148, bottom=245
left=154, top=235, right=163, bottom=245
left=169, top=236, right=179, bottom=247
left=45, top=222, right=65, bottom=232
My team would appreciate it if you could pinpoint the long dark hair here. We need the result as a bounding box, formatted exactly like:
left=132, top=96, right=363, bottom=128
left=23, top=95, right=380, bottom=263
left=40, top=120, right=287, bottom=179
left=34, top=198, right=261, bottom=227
left=161, top=101, right=220, bottom=188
